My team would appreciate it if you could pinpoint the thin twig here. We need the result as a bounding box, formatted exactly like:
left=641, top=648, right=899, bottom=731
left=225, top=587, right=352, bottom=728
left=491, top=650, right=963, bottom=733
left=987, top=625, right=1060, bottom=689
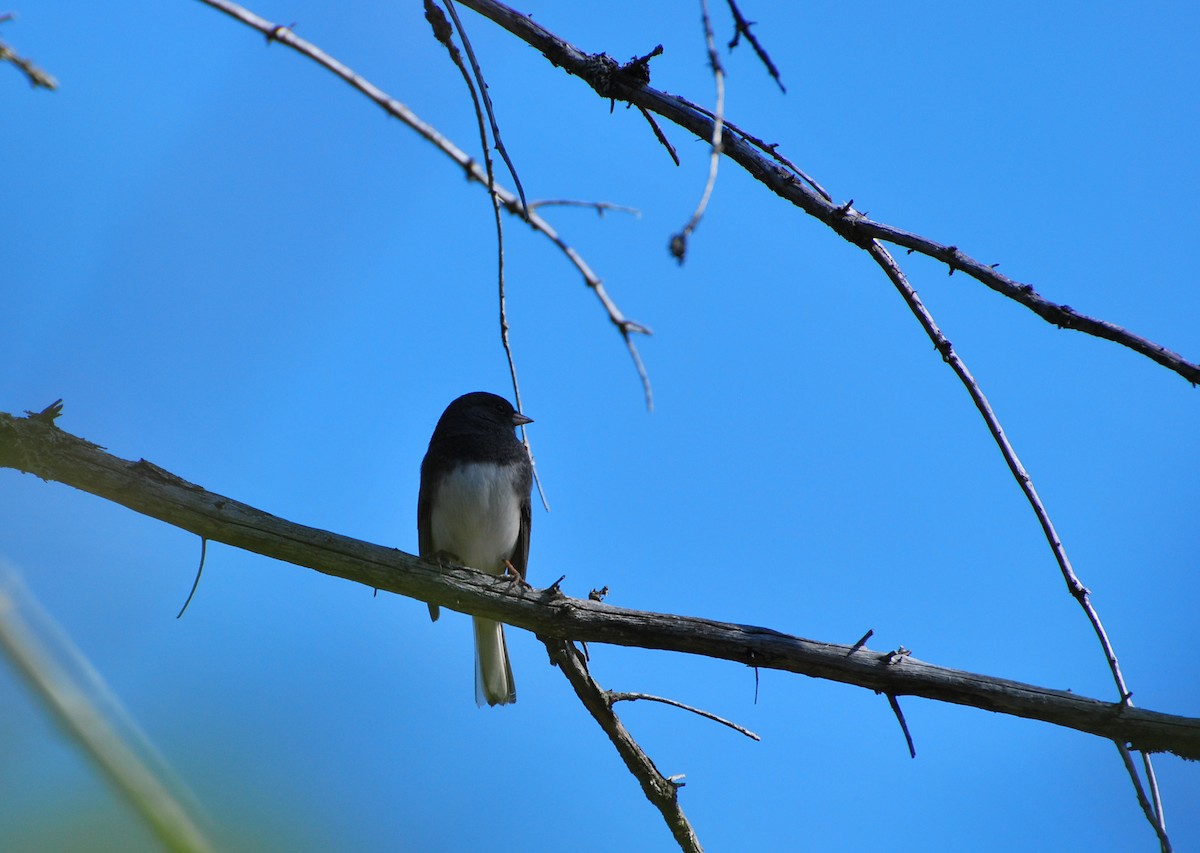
left=608, top=691, right=760, bottom=741
left=544, top=639, right=703, bottom=853
left=669, top=0, right=724, bottom=264
left=193, top=0, right=652, bottom=408
left=723, top=0, right=785, bottom=92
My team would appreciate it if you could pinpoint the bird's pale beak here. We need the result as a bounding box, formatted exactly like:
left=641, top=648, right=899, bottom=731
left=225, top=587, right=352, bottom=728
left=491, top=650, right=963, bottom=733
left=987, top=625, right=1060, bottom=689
left=512, top=412, right=533, bottom=427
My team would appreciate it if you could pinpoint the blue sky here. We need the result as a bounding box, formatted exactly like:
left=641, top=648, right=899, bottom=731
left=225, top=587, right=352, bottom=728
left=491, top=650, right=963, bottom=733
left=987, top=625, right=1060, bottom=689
left=2, top=1, right=1198, bottom=850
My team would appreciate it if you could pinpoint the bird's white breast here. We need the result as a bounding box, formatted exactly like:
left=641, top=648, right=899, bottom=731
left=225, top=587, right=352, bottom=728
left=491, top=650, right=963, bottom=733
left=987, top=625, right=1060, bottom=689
left=429, top=462, right=523, bottom=576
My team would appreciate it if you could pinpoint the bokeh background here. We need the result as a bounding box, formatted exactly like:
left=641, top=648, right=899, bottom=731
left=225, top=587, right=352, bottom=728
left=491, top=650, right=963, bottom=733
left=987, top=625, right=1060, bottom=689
left=2, top=1, right=1198, bottom=850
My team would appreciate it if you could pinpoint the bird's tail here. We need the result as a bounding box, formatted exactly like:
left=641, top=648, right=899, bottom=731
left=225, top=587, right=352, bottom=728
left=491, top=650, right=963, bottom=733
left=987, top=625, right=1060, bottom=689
left=473, top=616, right=516, bottom=706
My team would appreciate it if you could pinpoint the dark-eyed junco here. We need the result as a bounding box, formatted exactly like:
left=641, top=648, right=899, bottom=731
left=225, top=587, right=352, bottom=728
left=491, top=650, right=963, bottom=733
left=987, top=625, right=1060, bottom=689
left=418, top=392, right=533, bottom=707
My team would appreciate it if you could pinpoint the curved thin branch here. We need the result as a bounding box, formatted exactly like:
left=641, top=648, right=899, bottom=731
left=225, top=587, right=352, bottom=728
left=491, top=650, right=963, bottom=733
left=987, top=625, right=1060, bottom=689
left=3, top=408, right=1198, bottom=761
left=453, top=0, right=1200, bottom=386
left=864, top=236, right=1167, bottom=844
left=864, top=238, right=1128, bottom=693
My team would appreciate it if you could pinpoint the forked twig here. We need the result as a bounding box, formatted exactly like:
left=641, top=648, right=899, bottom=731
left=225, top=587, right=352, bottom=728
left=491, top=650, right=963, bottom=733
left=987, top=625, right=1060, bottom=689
left=194, top=0, right=653, bottom=408
left=544, top=639, right=701, bottom=853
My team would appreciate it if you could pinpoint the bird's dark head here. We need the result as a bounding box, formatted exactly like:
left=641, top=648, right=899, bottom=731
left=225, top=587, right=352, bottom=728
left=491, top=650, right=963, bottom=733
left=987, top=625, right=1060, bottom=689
left=440, top=392, right=533, bottom=433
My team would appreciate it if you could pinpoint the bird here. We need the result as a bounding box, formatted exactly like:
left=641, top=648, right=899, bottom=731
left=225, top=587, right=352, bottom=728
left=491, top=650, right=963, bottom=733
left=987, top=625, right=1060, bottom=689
left=418, top=392, right=533, bottom=707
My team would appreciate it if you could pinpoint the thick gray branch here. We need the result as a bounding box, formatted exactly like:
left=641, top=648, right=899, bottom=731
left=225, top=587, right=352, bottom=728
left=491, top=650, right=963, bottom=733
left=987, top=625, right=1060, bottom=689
left=2, top=408, right=1198, bottom=760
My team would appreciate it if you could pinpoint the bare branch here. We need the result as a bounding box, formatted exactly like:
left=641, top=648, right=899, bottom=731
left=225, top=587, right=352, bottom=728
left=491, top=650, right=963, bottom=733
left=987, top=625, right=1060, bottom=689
left=3, top=408, right=1198, bottom=761
left=545, top=640, right=702, bottom=853
left=453, top=0, right=1200, bottom=385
